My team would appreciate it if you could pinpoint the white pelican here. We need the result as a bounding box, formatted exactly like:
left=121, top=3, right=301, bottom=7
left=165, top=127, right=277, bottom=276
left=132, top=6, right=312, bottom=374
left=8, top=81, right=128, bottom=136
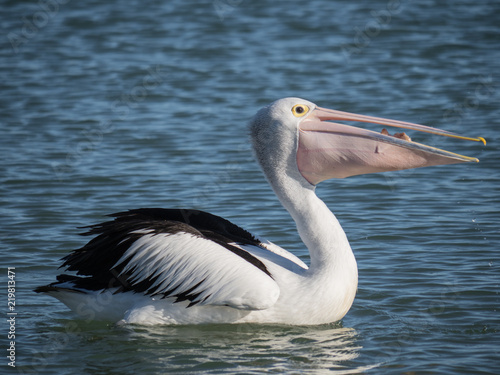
left=35, top=98, right=484, bottom=325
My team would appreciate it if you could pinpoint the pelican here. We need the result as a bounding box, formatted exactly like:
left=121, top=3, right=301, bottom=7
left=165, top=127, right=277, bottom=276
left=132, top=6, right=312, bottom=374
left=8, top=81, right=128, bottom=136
left=35, top=98, right=484, bottom=325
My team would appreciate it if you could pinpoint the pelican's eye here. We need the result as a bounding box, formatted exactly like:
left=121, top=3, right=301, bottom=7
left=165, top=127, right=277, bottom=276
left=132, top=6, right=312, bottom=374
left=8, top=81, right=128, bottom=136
left=291, top=104, right=309, bottom=117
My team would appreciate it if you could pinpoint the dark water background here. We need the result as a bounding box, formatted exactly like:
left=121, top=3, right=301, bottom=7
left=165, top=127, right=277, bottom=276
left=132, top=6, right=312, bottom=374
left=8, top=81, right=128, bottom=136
left=1, top=0, right=499, bottom=373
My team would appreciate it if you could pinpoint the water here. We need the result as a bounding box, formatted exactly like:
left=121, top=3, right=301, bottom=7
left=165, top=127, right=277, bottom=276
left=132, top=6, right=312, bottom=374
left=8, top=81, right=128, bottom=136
left=1, top=0, right=499, bottom=373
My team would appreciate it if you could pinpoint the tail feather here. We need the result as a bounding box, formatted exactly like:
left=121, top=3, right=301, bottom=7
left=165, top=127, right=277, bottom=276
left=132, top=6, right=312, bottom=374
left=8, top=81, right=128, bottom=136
left=35, top=278, right=133, bottom=322
left=34, top=274, right=107, bottom=295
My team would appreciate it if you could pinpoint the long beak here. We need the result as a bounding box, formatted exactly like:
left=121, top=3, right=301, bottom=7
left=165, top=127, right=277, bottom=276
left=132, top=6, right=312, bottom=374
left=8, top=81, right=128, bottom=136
left=297, top=106, right=485, bottom=185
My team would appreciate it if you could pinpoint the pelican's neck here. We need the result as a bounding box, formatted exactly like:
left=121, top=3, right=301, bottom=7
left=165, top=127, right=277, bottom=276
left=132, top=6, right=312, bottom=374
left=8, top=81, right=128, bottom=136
left=249, top=100, right=358, bottom=322
left=249, top=104, right=356, bottom=275
left=265, top=165, right=355, bottom=273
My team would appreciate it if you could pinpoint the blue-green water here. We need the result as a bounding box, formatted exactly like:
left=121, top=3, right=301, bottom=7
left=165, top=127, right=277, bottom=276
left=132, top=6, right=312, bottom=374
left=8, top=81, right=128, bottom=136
left=1, top=0, right=499, bottom=373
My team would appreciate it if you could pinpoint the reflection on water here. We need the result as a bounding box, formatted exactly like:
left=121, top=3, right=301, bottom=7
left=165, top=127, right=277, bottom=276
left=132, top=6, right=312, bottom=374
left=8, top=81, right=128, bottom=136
left=112, top=323, right=379, bottom=374
left=25, top=319, right=379, bottom=374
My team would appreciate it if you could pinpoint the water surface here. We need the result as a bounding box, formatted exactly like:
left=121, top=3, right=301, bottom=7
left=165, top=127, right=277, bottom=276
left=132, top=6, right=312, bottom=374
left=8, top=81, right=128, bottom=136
left=1, top=0, right=499, bottom=373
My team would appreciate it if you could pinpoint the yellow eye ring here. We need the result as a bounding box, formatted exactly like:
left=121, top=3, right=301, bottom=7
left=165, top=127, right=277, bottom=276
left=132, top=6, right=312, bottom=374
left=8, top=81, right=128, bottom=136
left=291, top=104, right=309, bottom=117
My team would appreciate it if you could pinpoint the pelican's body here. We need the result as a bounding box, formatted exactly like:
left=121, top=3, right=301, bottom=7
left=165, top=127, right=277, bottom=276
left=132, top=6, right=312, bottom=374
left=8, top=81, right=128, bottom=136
left=36, top=98, right=483, bottom=325
left=44, top=206, right=355, bottom=325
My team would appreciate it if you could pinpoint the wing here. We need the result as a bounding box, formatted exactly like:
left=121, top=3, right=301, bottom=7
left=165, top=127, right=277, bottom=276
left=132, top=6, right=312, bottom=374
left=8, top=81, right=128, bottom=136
left=256, top=238, right=309, bottom=270
left=56, top=208, right=281, bottom=310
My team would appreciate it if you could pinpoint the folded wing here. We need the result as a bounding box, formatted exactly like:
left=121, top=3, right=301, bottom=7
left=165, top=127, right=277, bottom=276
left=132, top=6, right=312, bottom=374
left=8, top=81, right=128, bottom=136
left=52, top=209, right=281, bottom=310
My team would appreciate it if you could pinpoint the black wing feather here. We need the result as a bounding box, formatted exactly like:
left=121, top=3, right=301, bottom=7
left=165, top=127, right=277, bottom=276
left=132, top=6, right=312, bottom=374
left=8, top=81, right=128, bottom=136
left=38, top=209, right=271, bottom=306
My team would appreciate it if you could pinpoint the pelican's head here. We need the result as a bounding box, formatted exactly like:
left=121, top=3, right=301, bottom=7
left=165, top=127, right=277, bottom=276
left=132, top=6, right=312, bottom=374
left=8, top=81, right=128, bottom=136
left=250, top=97, right=485, bottom=186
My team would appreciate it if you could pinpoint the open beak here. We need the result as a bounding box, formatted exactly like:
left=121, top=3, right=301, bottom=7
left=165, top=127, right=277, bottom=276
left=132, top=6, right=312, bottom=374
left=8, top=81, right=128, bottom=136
left=297, top=106, right=486, bottom=185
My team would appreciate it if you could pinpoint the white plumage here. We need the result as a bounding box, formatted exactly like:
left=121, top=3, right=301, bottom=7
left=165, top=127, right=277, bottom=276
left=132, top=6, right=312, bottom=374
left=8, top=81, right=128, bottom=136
left=115, top=231, right=281, bottom=310
left=36, top=97, right=482, bottom=325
